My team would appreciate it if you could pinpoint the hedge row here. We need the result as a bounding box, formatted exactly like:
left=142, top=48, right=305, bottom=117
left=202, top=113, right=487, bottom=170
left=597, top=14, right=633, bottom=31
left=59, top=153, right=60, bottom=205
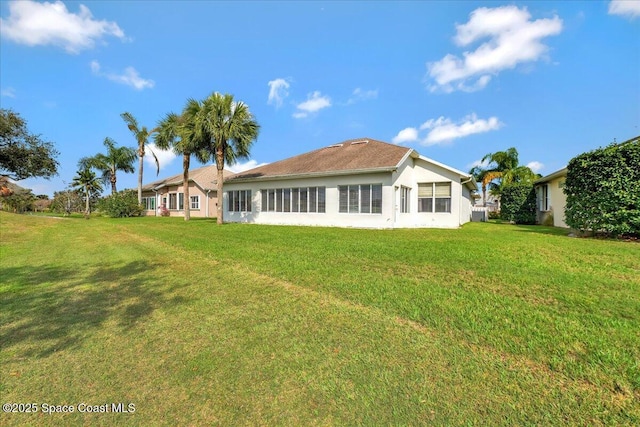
left=565, top=138, right=640, bottom=236
left=500, top=183, right=537, bottom=224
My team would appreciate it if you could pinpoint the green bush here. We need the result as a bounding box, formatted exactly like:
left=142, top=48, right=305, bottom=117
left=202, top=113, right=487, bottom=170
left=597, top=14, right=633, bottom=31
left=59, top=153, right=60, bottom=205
left=565, top=137, right=640, bottom=237
left=500, top=183, right=537, bottom=224
left=98, top=189, right=144, bottom=218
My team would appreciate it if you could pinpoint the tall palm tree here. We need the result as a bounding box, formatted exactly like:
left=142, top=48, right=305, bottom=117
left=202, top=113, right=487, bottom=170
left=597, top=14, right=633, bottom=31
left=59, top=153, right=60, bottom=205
left=71, top=167, right=103, bottom=217
left=154, top=99, right=207, bottom=221
left=470, top=147, right=538, bottom=206
left=121, top=112, right=159, bottom=203
left=81, top=137, right=137, bottom=194
left=195, top=92, right=260, bottom=224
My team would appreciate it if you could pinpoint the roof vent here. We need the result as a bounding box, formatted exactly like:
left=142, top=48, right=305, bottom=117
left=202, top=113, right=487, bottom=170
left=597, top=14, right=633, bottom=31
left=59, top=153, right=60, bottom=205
left=327, top=144, right=343, bottom=148
left=350, top=139, right=369, bottom=145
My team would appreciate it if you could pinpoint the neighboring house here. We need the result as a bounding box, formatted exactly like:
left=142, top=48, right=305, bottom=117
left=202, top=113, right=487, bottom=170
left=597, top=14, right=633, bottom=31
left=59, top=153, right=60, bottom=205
left=141, top=165, right=233, bottom=217
left=534, top=167, right=568, bottom=228
left=223, top=138, right=477, bottom=229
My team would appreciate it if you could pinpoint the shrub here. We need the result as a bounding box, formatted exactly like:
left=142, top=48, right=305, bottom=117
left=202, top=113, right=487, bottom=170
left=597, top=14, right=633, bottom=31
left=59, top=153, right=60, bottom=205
left=98, top=189, right=144, bottom=218
left=565, top=137, right=640, bottom=237
left=500, top=183, right=537, bottom=224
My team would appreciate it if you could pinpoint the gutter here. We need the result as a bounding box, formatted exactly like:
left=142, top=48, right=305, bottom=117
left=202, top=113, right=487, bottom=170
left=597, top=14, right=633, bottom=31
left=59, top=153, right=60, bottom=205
left=225, top=166, right=397, bottom=184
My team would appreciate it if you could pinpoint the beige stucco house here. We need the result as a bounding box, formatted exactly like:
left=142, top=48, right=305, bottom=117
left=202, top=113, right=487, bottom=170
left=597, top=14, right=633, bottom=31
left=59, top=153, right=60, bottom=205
left=534, top=167, right=568, bottom=228
left=140, top=165, right=233, bottom=218
left=223, top=138, right=477, bottom=229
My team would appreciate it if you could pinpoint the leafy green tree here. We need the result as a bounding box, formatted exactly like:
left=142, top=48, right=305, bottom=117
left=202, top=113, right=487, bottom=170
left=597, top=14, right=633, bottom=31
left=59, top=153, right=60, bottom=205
left=565, top=137, right=639, bottom=237
left=0, top=109, right=59, bottom=180
left=470, top=147, right=538, bottom=206
left=0, top=188, right=35, bottom=213
left=98, top=189, right=144, bottom=218
left=121, top=112, right=159, bottom=203
left=194, top=92, right=260, bottom=224
left=155, top=99, right=208, bottom=221
left=50, top=189, right=84, bottom=215
left=81, top=137, right=136, bottom=194
left=71, top=167, right=103, bottom=217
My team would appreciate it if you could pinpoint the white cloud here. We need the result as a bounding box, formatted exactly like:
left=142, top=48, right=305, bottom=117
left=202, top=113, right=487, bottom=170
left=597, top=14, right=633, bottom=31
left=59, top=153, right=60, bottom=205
left=347, top=87, right=378, bottom=104
left=467, top=158, right=491, bottom=169
left=526, top=161, right=544, bottom=173
left=144, top=144, right=177, bottom=171
left=227, top=159, right=268, bottom=173
left=394, top=114, right=503, bottom=146
left=267, top=78, right=290, bottom=107
left=1, top=87, right=16, bottom=98
left=292, top=91, right=331, bottom=118
left=609, top=0, right=640, bottom=19
left=90, top=61, right=154, bottom=90
left=0, top=0, right=126, bottom=54
left=422, top=114, right=503, bottom=145
left=392, top=127, right=419, bottom=144
left=427, top=6, right=563, bottom=92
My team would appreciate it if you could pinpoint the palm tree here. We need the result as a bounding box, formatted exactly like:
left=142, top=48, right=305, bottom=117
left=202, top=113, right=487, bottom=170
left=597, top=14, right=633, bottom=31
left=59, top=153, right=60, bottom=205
left=469, top=166, right=502, bottom=207
left=81, top=137, right=137, bottom=194
left=154, top=99, right=208, bottom=221
left=194, top=92, right=260, bottom=224
left=71, top=167, right=103, bottom=217
left=470, top=147, right=538, bottom=206
left=121, top=112, right=159, bottom=203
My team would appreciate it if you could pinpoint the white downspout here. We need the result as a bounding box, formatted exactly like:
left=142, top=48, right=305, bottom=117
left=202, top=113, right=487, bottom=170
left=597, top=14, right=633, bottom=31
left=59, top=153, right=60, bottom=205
left=460, top=176, right=473, bottom=225
left=206, top=190, right=211, bottom=218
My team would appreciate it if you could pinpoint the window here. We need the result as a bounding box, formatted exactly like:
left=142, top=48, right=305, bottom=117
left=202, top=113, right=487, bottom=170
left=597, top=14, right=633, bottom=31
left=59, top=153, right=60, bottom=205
left=228, top=190, right=252, bottom=212
left=418, top=182, right=451, bottom=213
left=434, top=183, right=451, bottom=213
left=141, top=197, right=156, bottom=210
left=539, top=184, right=549, bottom=211
left=400, top=186, right=410, bottom=213
left=260, top=187, right=326, bottom=213
left=190, top=196, right=200, bottom=210
left=168, top=193, right=177, bottom=210
left=338, top=184, right=383, bottom=214
left=178, top=193, right=184, bottom=211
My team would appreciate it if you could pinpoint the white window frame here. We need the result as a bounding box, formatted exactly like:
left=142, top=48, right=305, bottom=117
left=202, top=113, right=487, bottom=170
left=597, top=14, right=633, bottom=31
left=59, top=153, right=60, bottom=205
left=400, top=186, right=410, bottom=213
left=338, top=184, right=383, bottom=214
left=228, top=190, right=252, bottom=212
left=190, top=195, right=200, bottom=210
left=260, top=187, right=326, bottom=213
left=418, top=182, right=452, bottom=214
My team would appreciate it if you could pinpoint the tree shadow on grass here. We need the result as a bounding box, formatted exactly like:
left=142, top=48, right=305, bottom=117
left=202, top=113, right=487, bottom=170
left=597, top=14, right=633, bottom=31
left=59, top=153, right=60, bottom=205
left=0, top=261, right=190, bottom=359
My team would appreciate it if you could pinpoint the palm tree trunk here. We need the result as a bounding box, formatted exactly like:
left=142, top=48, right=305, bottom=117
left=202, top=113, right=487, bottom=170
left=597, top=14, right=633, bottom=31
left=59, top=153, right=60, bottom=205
left=216, top=149, right=224, bottom=224
left=85, top=186, right=90, bottom=217
left=183, top=153, right=190, bottom=221
left=137, top=148, right=144, bottom=203
left=111, top=174, right=117, bottom=194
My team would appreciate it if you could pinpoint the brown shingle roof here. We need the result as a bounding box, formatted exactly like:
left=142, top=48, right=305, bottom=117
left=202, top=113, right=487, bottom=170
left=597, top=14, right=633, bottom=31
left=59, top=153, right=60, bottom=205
left=227, top=138, right=411, bottom=182
left=142, top=165, right=234, bottom=191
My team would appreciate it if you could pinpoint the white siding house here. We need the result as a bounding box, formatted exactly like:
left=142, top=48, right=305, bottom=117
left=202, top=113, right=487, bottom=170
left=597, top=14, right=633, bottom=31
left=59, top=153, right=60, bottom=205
left=223, top=138, right=476, bottom=229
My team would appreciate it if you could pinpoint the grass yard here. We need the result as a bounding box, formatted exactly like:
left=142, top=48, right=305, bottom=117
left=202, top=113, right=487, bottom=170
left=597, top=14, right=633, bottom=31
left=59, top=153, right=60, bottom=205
left=1, top=212, right=639, bottom=425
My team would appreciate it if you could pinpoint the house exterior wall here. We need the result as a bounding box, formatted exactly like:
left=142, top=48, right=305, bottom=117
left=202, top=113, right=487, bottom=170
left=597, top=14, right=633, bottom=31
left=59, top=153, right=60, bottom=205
left=223, top=172, right=396, bottom=228
left=392, top=157, right=472, bottom=228
left=223, top=157, right=473, bottom=229
left=141, top=182, right=218, bottom=218
left=536, top=174, right=568, bottom=228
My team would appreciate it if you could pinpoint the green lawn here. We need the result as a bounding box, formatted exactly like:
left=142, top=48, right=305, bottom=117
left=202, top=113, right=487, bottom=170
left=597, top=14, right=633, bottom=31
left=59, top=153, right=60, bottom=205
left=1, top=212, right=638, bottom=425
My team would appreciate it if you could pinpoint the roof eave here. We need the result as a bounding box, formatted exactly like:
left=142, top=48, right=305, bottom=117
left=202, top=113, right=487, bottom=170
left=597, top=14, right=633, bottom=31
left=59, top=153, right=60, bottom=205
left=225, top=166, right=397, bottom=183
left=534, top=167, right=567, bottom=184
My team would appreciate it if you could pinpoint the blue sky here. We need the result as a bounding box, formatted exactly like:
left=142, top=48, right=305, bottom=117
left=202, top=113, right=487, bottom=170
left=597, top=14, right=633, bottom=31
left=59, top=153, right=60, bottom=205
left=1, top=0, right=639, bottom=196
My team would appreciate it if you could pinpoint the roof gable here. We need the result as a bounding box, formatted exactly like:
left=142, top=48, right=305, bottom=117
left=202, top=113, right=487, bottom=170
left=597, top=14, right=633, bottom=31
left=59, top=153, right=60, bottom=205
left=228, top=138, right=411, bottom=182
left=142, top=165, right=234, bottom=191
